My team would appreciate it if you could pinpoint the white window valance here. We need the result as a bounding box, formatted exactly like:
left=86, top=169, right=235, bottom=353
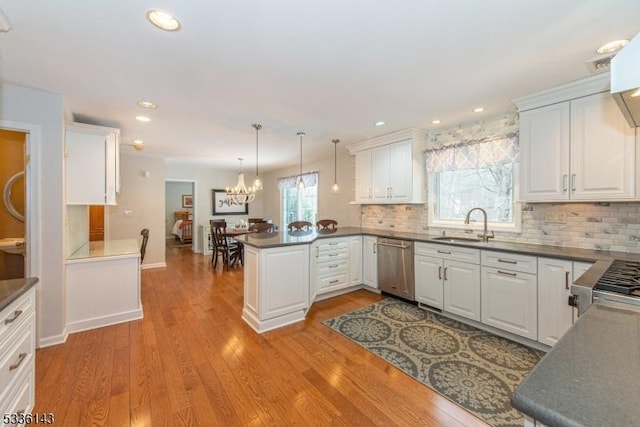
left=277, top=171, right=318, bottom=190
left=425, top=132, right=519, bottom=173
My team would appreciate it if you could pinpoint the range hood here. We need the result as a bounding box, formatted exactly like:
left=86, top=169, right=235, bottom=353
left=611, top=33, right=640, bottom=128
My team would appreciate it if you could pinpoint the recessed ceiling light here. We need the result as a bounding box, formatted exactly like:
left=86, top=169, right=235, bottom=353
left=133, top=139, right=144, bottom=145
left=374, top=121, right=385, bottom=127
left=431, top=119, right=441, bottom=125
left=630, top=88, right=640, bottom=98
left=145, top=9, right=181, bottom=32
left=473, top=107, right=485, bottom=113
left=596, top=39, right=629, bottom=54
left=137, top=100, right=157, bottom=109
left=135, top=115, right=151, bottom=122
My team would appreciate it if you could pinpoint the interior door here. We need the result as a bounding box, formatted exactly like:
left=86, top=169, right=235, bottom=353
left=89, top=205, right=105, bottom=241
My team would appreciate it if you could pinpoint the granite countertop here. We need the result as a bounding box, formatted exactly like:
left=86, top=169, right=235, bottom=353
left=0, top=277, right=38, bottom=312
left=67, top=239, right=140, bottom=262
left=511, top=300, right=640, bottom=426
left=236, top=226, right=637, bottom=266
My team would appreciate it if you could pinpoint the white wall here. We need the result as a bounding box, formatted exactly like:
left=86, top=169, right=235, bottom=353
left=107, top=152, right=166, bottom=267
left=1, top=84, right=66, bottom=346
left=165, top=161, right=265, bottom=253
left=261, top=149, right=360, bottom=229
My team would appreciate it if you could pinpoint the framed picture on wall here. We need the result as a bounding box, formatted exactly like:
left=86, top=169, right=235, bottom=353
left=212, top=189, right=249, bottom=215
left=182, top=194, right=193, bottom=208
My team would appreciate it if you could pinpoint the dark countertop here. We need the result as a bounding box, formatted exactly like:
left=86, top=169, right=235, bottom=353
left=237, top=226, right=639, bottom=266
left=511, top=300, right=640, bottom=427
left=0, top=277, right=38, bottom=312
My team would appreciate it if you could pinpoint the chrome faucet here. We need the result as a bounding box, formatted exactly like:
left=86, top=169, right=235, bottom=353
left=464, top=207, right=494, bottom=242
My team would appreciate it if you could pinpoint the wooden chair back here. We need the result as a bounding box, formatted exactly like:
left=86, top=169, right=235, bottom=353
left=316, top=219, right=337, bottom=230
left=248, top=222, right=275, bottom=233
left=210, top=220, right=229, bottom=249
left=287, top=221, right=313, bottom=231
left=248, top=218, right=265, bottom=225
left=140, top=228, right=149, bottom=262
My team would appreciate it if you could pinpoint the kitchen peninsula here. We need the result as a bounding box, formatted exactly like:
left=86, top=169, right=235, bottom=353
left=66, top=239, right=142, bottom=333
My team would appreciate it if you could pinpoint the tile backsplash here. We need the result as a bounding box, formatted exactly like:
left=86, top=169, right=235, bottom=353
left=360, top=202, right=640, bottom=254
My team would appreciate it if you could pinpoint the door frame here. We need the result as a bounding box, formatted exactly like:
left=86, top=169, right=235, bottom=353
left=165, top=179, right=197, bottom=251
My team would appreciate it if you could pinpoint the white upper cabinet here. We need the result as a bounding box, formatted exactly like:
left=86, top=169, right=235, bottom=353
left=515, top=73, right=638, bottom=202
left=348, top=128, right=426, bottom=204
left=65, top=123, right=120, bottom=205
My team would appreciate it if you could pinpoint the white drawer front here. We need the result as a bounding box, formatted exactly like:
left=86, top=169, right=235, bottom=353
left=0, top=292, right=35, bottom=347
left=317, top=260, right=349, bottom=277
left=0, top=317, right=35, bottom=397
left=481, top=251, right=537, bottom=274
left=414, top=242, right=480, bottom=264
left=317, top=239, right=348, bottom=251
left=318, top=272, right=349, bottom=291
left=317, top=248, right=348, bottom=263
left=1, top=367, right=35, bottom=425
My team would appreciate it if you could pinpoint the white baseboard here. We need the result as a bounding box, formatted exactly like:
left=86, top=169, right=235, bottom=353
left=38, top=329, right=69, bottom=348
left=66, top=309, right=143, bottom=334
left=141, top=262, right=166, bottom=270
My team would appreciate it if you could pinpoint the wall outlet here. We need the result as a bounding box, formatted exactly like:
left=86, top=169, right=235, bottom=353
left=544, top=212, right=567, bottom=224
left=557, top=212, right=567, bottom=224
left=124, top=210, right=133, bottom=217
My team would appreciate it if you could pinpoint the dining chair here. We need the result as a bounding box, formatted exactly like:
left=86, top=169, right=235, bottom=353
left=210, top=220, right=242, bottom=270
left=248, top=222, right=276, bottom=233
left=248, top=217, right=265, bottom=225
left=287, top=221, right=313, bottom=232
left=140, top=228, right=149, bottom=262
left=316, top=219, right=338, bottom=230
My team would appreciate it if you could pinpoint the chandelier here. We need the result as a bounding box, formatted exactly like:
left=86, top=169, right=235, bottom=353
left=226, top=158, right=256, bottom=204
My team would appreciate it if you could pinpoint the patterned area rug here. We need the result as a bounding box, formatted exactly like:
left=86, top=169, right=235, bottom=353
left=323, top=298, right=544, bottom=427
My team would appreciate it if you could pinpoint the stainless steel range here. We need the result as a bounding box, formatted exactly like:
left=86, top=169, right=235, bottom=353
left=570, top=259, right=640, bottom=316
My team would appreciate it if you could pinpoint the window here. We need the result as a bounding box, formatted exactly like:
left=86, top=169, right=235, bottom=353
left=279, top=172, right=318, bottom=225
left=426, top=133, right=520, bottom=231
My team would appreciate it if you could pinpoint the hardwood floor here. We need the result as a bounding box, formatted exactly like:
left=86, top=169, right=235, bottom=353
left=34, top=247, right=488, bottom=426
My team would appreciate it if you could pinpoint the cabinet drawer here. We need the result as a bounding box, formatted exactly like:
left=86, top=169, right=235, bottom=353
left=318, top=272, right=349, bottom=291
left=317, top=260, right=349, bottom=277
left=0, top=316, right=35, bottom=398
left=317, top=248, right=348, bottom=262
left=415, top=242, right=480, bottom=264
left=0, top=366, right=35, bottom=425
left=481, top=251, right=537, bottom=274
left=317, top=239, right=348, bottom=251
left=0, top=291, right=35, bottom=347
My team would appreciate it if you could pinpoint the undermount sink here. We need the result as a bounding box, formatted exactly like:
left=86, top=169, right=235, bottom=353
left=0, top=238, right=26, bottom=255
left=431, top=236, right=481, bottom=243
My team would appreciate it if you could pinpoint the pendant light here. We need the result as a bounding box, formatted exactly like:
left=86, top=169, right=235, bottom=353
left=252, top=123, right=263, bottom=191
left=225, top=158, right=256, bottom=204
left=297, top=131, right=306, bottom=189
left=331, top=139, right=340, bottom=194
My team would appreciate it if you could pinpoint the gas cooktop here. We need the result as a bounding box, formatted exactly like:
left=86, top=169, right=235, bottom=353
left=595, top=259, right=640, bottom=297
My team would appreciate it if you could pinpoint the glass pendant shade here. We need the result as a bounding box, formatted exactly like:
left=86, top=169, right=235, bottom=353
left=226, top=158, right=256, bottom=204
left=331, top=138, right=340, bottom=194
left=297, top=131, right=305, bottom=189
left=252, top=123, right=263, bottom=191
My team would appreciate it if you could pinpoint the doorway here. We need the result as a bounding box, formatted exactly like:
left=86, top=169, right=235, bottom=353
left=0, top=129, right=27, bottom=280
left=89, top=205, right=105, bottom=241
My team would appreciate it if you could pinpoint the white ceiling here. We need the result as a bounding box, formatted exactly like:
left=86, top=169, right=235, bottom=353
left=1, top=0, right=639, bottom=172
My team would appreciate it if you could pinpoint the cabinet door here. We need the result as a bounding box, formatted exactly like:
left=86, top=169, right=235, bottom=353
left=371, top=145, right=390, bottom=201
left=537, top=258, right=573, bottom=346
left=571, top=92, right=637, bottom=200
left=66, top=128, right=109, bottom=205
left=349, top=236, right=362, bottom=286
left=444, top=260, right=481, bottom=322
left=415, top=255, right=443, bottom=309
left=362, top=236, right=378, bottom=288
left=388, top=140, right=412, bottom=201
left=355, top=151, right=373, bottom=202
left=481, top=266, right=537, bottom=339
left=309, top=241, right=320, bottom=302
left=519, top=102, right=571, bottom=201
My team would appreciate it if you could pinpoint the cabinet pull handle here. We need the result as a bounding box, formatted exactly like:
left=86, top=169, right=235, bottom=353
left=571, top=174, right=576, bottom=192
left=315, top=247, right=319, bottom=258
left=563, top=174, right=568, bottom=191
left=437, top=250, right=451, bottom=255
left=438, top=266, right=442, bottom=280
left=373, top=242, right=376, bottom=254
left=443, top=267, right=448, bottom=281
left=328, top=253, right=339, bottom=257
left=328, top=264, right=339, bottom=268
left=4, top=310, right=23, bottom=325
left=329, top=279, right=340, bottom=284
left=328, top=242, right=339, bottom=246
left=497, top=270, right=517, bottom=276
left=565, top=271, right=570, bottom=290
left=497, top=258, right=517, bottom=264
left=9, top=352, right=27, bottom=371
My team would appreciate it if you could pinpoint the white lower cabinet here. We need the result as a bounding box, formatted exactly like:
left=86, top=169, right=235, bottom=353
left=0, top=287, right=36, bottom=418
left=362, top=236, right=378, bottom=289
left=481, top=251, right=538, bottom=340
left=312, top=238, right=350, bottom=296
left=538, top=258, right=594, bottom=346
left=349, top=236, right=363, bottom=286
left=415, top=243, right=481, bottom=321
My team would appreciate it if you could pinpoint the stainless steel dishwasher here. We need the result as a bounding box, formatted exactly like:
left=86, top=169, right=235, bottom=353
left=377, top=237, right=414, bottom=301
